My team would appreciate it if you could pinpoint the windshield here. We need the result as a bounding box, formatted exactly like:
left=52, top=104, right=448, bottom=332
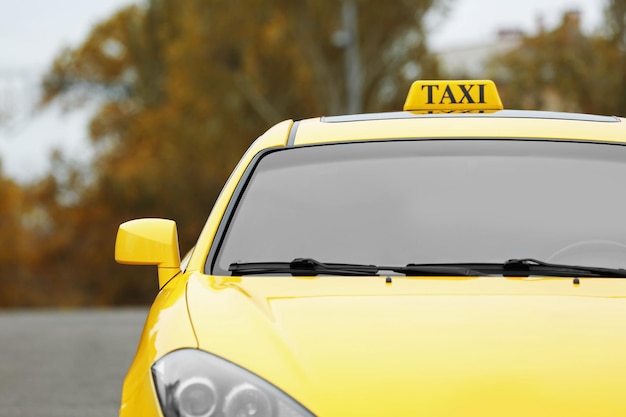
left=212, top=139, right=626, bottom=274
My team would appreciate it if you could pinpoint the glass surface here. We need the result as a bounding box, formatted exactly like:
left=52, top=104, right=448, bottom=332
left=214, top=140, right=626, bottom=274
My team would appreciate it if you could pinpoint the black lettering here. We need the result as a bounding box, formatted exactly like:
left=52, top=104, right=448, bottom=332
left=421, top=85, right=439, bottom=104
left=477, top=84, right=486, bottom=103
left=439, top=85, right=457, bottom=104
left=458, top=84, right=476, bottom=104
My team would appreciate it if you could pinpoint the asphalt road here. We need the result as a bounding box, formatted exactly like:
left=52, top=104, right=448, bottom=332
left=0, top=308, right=148, bottom=417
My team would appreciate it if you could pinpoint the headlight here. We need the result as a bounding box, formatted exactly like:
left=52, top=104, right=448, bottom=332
left=152, top=349, right=315, bottom=417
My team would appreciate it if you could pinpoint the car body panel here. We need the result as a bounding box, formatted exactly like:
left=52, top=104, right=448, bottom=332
left=120, top=273, right=197, bottom=413
left=294, top=113, right=626, bottom=145
left=186, top=274, right=626, bottom=416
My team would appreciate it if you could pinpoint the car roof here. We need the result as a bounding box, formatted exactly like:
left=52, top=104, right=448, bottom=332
left=290, top=110, right=626, bottom=147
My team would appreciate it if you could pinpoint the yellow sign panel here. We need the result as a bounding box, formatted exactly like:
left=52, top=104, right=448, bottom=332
left=403, top=80, right=503, bottom=112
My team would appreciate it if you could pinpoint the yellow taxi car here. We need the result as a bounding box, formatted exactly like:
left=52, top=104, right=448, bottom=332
left=115, top=80, right=626, bottom=417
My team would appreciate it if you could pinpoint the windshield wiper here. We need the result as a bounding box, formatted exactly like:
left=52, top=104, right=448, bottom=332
left=229, top=258, right=483, bottom=276
left=229, top=258, right=377, bottom=276
left=501, top=258, right=626, bottom=278
left=405, top=258, right=626, bottom=278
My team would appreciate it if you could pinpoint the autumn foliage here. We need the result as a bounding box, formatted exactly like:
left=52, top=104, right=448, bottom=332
left=1, top=0, right=444, bottom=306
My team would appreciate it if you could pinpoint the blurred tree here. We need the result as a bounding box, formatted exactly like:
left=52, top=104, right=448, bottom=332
left=604, top=0, right=626, bottom=114
left=606, top=0, right=626, bottom=46
left=33, top=0, right=447, bottom=305
left=0, top=164, right=27, bottom=306
left=488, top=9, right=626, bottom=116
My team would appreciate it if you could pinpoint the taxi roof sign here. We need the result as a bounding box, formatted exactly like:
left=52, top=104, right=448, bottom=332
left=403, top=80, right=503, bottom=112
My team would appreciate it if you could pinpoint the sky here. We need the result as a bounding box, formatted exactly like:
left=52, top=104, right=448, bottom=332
left=0, top=0, right=136, bottom=70
left=0, top=0, right=607, bottom=182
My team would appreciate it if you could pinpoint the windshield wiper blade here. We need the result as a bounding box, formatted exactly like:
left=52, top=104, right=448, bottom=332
left=408, top=259, right=626, bottom=277
left=229, top=258, right=378, bottom=276
left=229, top=258, right=484, bottom=276
left=501, top=258, right=626, bottom=278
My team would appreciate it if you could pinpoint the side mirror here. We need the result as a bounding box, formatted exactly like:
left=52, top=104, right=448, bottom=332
left=115, top=218, right=181, bottom=288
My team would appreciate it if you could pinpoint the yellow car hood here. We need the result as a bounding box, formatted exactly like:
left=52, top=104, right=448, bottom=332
left=186, top=273, right=626, bottom=416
